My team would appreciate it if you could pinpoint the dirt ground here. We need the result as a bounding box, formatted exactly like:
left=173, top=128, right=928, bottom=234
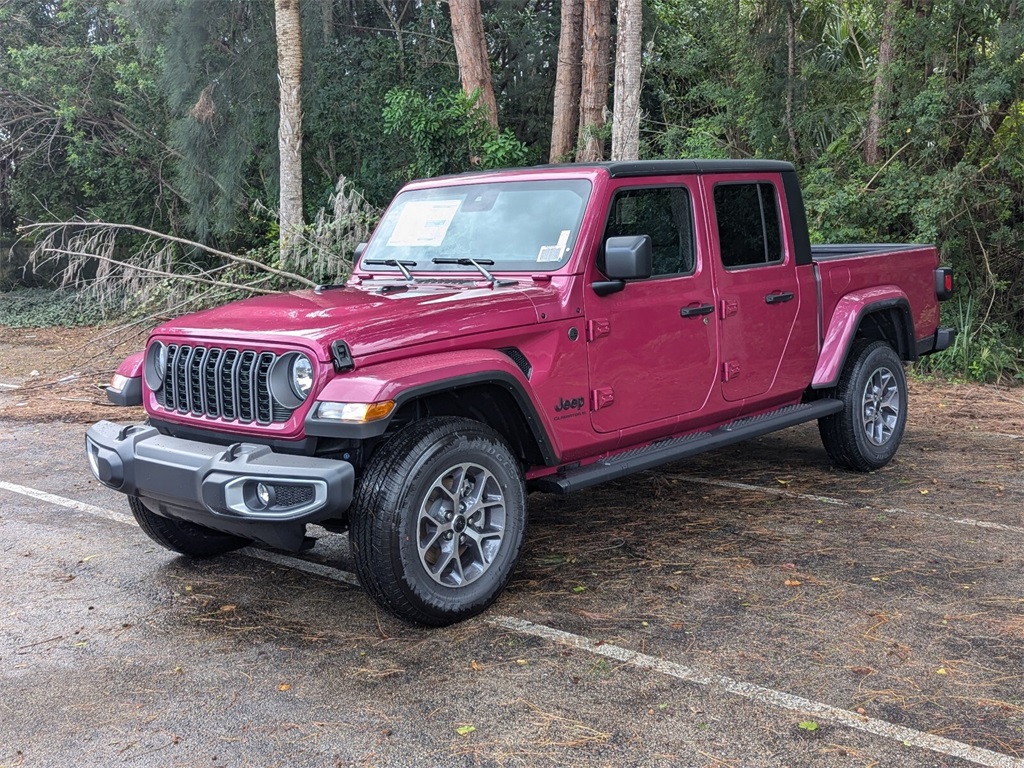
left=0, top=324, right=149, bottom=424
left=1, top=325, right=1023, bottom=767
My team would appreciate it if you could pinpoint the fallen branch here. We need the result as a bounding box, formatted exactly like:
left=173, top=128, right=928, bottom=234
left=21, top=220, right=317, bottom=288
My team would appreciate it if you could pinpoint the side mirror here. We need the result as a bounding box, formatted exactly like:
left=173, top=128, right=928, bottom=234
left=353, top=242, right=368, bottom=262
left=604, top=235, right=653, bottom=280
left=593, top=235, right=653, bottom=296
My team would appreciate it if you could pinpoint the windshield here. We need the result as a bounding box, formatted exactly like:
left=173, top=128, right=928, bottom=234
left=361, top=179, right=592, bottom=273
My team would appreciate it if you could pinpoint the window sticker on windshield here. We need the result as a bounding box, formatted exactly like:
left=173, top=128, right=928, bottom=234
left=536, top=230, right=571, bottom=262
left=386, top=200, right=461, bottom=247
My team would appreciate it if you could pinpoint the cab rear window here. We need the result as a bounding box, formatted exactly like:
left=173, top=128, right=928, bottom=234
left=713, top=183, right=783, bottom=269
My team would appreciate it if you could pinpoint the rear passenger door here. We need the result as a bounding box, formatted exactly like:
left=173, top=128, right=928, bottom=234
left=703, top=176, right=802, bottom=402
left=584, top=180, right=718, bottom=434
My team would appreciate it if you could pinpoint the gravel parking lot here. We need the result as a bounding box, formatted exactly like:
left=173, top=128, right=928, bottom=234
left=1, top=329, right=1022, bottom=767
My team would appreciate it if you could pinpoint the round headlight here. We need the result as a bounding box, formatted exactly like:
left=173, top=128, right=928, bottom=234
left=290, top=355, right=314, bottom=399
left=145, top=341, right=168, bottom=391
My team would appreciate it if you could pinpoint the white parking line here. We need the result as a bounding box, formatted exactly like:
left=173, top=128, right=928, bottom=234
left=489, top=616, right=1024, bottom=768
left=5, top=480, right=1024, bottom=766
left=240, top=548, right=358, bottom=586
left=0, top=480, right=359, bottom=586
left=0, top=480, right=134, bottom=525
left=670, top=475, right=1024, bottom=536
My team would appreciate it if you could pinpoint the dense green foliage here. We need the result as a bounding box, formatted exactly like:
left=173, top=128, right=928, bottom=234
left=2, top=0, right=1023, bottom=379
left=644, top=0, right=1024, bottom=380
left=0, top=287, right=107, bottom=327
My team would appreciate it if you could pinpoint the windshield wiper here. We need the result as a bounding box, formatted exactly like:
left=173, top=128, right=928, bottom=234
left=431, top=257, right=514, bottom=287
left=364, top=259, right=417, bottom=282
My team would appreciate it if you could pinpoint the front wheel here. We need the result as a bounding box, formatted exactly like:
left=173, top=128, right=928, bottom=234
left=818, top=339, right=908, bottom=471
left=128, top=496, right=249, bottom=557
left=349, top=417, right=527, bottom=626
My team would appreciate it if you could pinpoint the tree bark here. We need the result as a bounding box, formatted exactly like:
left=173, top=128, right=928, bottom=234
left=576, top=0, right=611, bottom=161
left=275, top=0, right=304, bottom=254
left=550, top=0, right=584, bottom=161
left=611, top=0, right=642, bottom=161
left=784, top=0, right=799, bottom=161
left=865, top=0, right=896, bottom=165
left=321, top=0, right=334, bottom=44
left=449, top=0, right=499, bottom=129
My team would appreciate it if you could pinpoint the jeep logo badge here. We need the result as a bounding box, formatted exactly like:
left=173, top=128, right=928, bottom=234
left=555, top=396, right=585, bottom=413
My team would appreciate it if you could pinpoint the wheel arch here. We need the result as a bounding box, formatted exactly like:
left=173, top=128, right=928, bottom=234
left=812, top=293, right=915, bottom=389
left=388, top=375, right=556, bottom=467
left=305, top=350, right=558, bottom=467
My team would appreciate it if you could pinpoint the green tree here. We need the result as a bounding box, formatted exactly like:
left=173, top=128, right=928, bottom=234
left=0, top=1, right=173, bottom=231
left=121, top=0, right=278, bottom=244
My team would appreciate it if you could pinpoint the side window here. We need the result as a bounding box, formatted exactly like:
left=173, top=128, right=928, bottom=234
left=713, top=183, right=783, bottom=269
left=602, top=187, right=695, bottom=277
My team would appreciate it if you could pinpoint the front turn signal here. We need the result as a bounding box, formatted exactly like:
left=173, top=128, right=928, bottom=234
left=109, top=373, right=131, bottom=393
left=316, top=400, right=396, bottom=423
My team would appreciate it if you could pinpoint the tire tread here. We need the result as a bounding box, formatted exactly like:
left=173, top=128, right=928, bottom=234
left=349, top=416, right=526, bottom=626
left=818, top=339, right=907, bottom=472
left=128, top=496, right=247, bottom=558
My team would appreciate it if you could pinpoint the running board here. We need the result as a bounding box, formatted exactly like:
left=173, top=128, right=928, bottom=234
left=534, top=400, right=843, bottom=494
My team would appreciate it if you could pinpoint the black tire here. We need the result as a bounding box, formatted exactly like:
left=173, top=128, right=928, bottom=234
left=818, top=339, right=908, bottom=471
left=349, top=417, right=527, bottom=626
left=128, top=496, right=248, bottom=557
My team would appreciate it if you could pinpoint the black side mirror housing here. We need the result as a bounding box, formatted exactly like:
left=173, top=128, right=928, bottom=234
left=593, top=235, right=653, bottom=294
left=604, top=235, right=653, bottom=280
left=353, top=242, right=368, bottom=262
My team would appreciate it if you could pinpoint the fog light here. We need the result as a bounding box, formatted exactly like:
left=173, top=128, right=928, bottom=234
left=256, top=482, right=272, bottom=507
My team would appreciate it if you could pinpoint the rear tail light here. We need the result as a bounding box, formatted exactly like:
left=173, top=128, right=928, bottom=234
left=935, top=267, right=953, bottom=301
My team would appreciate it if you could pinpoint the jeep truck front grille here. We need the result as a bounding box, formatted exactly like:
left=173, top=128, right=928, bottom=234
left=156, top=344, right=293, bottom=425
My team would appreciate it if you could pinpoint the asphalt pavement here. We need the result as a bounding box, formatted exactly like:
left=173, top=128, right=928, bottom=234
left=1, top=418, right=1022, bottom=768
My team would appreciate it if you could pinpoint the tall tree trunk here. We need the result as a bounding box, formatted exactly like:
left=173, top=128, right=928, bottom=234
left=321, top=0, right=334, bottom=44
left=784, top=0, right=799, bottom=161
left=549, top=0, right=583, bottom=162
left=865, top=0, right=896, bottom=165
left=611, top=0, right=642, bottom=161
left=449, top=0, right=499, bottom=129
left=275, top=0, right=304, bottom=255
left=576, top=0, right=611, bottom=161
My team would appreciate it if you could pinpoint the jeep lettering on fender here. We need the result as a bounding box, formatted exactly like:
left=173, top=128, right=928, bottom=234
left=86, top=160, right=955, bottom=626
left=554, top=396, right=585, bottom=414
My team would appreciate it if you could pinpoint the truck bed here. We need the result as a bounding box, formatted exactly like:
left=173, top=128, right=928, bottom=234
left=811, top=244, right=925, bottom=260
left=812, top=242, right=941, bottom=360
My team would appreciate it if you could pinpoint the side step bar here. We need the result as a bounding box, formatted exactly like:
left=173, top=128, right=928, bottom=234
left=533, top=400, right=843, bottom=494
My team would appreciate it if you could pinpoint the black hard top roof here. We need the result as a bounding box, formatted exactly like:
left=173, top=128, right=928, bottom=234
left=414, top=159, right=796, bottom=186
left=559, top=159, right=796, bottom=177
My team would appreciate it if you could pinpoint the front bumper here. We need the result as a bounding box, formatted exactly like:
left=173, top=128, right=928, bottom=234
left=85, top=420, right=354, bottom=551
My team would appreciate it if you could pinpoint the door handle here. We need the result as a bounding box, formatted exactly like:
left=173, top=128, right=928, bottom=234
left=765, top=291, right=795, bottom=304
left=680, top=303, right=715, bottom=318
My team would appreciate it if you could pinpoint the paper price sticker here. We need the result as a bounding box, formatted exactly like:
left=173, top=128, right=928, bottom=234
left=386, top=200, right=461, bottom=247
left=537, top=229, right=571, bottom=263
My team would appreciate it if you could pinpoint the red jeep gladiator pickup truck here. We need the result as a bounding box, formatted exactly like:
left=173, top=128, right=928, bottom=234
left=86, top=160, right=954, bottom=625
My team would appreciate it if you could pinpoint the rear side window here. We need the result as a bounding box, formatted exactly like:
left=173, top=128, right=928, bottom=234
left=713, top=183, right=783, bottom=269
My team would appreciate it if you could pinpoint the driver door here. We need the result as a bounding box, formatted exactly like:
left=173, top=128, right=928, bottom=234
left=584, top=181, right=719, bottom=434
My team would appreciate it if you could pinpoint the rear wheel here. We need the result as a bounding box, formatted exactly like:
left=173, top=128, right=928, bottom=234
left=818, top=339, right=908, bottom=471
left=128, top=496, right=248, bottom=557
left=349, top=417, right=527, bottom=626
